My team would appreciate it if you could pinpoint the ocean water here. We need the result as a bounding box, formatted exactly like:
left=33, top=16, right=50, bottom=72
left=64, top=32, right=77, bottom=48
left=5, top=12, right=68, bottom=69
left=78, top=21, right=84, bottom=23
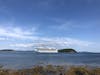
left=0, top=51, right=100, bottom=69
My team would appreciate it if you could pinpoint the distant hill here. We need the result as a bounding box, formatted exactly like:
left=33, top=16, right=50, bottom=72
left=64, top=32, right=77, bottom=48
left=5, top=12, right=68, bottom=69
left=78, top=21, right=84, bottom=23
left=58, top=48, right=77, bottom=53
left=0, top=49, right=15, bottom=51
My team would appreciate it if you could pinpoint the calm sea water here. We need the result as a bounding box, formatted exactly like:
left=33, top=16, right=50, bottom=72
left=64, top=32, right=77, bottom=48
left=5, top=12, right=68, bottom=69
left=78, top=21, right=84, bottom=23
left=0, top=51, right=100, bottom=69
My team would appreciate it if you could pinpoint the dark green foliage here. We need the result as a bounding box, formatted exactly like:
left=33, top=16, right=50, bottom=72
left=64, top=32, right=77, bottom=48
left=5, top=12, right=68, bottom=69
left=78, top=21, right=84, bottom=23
left=58, top=48, right=77, bottom=53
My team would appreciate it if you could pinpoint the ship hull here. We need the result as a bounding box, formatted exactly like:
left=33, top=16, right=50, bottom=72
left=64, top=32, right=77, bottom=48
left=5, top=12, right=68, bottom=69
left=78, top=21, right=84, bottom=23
left=35, top=48, right=58, bottom=53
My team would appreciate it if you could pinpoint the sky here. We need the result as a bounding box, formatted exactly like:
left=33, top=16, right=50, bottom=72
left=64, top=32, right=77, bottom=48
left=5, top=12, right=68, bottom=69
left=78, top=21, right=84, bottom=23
left=0, top=0, right=100, bottom=52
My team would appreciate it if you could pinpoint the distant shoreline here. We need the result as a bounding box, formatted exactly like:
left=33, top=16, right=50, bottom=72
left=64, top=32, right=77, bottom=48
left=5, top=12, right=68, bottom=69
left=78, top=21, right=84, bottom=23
left=0, top=49, right=15, bottom=51
left=0, top=49, right=99, bottom=53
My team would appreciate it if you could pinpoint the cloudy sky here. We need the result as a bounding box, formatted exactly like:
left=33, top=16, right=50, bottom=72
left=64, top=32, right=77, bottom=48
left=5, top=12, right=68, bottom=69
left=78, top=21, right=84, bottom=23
left=0, top=0, right=100, bottom=52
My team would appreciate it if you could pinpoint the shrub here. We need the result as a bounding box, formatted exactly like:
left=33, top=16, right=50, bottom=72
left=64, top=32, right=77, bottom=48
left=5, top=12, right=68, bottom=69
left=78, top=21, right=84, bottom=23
left=66, top=67, right=90, bottom=75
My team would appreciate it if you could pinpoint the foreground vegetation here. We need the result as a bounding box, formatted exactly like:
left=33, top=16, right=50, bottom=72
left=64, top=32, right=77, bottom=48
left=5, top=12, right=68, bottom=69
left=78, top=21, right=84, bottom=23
left=0, top=65, right=100, bottom=75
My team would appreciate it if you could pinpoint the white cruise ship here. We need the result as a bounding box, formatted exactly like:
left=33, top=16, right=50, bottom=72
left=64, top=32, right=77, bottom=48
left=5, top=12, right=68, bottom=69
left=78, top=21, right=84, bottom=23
left=35, top=48, right=57, bottom=53
left=34, top=43, right=58, bottom=53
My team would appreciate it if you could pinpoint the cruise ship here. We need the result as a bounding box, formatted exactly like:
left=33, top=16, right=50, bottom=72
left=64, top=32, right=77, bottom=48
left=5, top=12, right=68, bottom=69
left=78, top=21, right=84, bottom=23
left=34, top=43, right=58, bottom=53
left=35, top=47, right=57, bottom=53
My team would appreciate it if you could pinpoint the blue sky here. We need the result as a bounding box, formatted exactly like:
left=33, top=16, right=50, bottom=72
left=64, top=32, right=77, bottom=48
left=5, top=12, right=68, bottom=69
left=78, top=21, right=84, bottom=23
left=0, top=0, right=100, bottom=52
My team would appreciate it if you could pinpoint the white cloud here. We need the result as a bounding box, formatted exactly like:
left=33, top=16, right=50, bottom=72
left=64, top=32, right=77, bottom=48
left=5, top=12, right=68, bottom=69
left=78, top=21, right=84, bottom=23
left=0, top=26, right=38, bottom=39
left=0, top=25, right=97, bottom=52
left=0, top=37, right=6, bottom=40
left=10, top=37, right=94, bottom=51
left=10, top=43, right=34, bottom=48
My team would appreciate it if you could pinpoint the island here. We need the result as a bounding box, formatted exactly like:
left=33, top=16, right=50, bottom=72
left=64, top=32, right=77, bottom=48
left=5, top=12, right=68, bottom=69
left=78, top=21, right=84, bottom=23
left=58, top=48, right=77, bottom=53
left=0, top=49, right=15, bottom=51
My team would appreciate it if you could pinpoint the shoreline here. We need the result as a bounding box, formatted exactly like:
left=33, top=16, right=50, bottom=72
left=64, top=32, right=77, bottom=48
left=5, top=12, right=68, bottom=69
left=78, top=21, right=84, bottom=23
left=1, top=63, right=100, bottom=70
left=0, top=64, right=100, bottom=75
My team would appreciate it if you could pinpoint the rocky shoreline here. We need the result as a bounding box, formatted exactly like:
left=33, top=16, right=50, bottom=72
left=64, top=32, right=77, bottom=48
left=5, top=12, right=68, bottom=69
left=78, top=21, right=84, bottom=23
left=0, top=65, right=100, bottom=75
